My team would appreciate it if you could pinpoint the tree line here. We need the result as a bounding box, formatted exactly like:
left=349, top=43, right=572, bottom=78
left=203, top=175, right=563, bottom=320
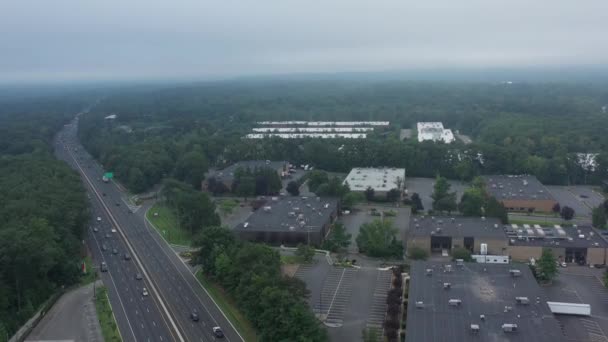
left=0, top=94, right=90, bottom=338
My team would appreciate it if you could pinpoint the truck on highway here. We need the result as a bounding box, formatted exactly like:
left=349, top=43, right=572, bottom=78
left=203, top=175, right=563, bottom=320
left=102, top=172, right=113, bottom=183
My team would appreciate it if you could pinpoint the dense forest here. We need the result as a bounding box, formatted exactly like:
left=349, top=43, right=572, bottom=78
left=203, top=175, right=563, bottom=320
left=78, top=80, right=608, bottom=193
left=0, top=94, right=90, bottom=338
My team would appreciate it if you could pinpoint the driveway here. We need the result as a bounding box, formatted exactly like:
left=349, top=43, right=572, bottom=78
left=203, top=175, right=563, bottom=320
left=547, top=185, right=605, bottom=219
left=26, top=281, right=104, bottom=342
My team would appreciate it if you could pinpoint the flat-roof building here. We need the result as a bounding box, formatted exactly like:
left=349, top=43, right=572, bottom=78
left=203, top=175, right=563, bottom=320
left=343, top=167, right=405, bottom=198
left=202, top=160, right=287, bottom=191
left=407, top=216, right=508, bottom=256
left=506, top=224, right=607, bottom=265
left=233, top=196, right=339, bottom=246
left=483, top=175, right=557, bottom=213
left=406, top=261, right=564, bottom=342
left=417, top=122, right=455, bottom=143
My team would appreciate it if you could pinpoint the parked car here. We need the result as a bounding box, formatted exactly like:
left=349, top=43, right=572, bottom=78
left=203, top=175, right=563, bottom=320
left=212, top=327, right=224, bottom=338
left=124, top=253, right=131, bottom=261
left=142, top=288, right=149, bottom=296
left=100, top=262, right=108, bottom=272
left=96, top=217, right=102, bottom=222
left=190, top=310, right=199, bottom=322
left=135, top=273, right=143, bottom=280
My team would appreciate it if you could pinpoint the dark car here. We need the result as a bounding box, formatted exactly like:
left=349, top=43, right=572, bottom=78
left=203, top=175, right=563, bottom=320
left=112, top=248, right=118, bottom=255
left=190, top=310, right=199, bottom=322
left=100, top=262, right=108, bottom=272
left=93, top=227, right=99, bottom=232
left=115, top=202, right=120, bottom=206
left=212, top=327, right=224, bottom=338
left=135, top=273, right=143, bottom=280
left=124, top=253, right=131, bottom=261
left=101, top=244, right=108, bottom=251
left=102, top=192, right=106, bottom=196
left=105, top=233, right=111, bottom=239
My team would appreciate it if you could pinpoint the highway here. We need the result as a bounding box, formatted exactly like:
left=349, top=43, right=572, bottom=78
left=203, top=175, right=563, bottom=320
left=54, top=114, right=243, bottom=342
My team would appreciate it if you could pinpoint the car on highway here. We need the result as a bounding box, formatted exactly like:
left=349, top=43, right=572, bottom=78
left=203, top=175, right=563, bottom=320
left=105, top=233, right=111, bottom=239
left=102, top=192, right=106, bottom=196
left=135, top=273, right=143, bottom=280
left=100, top=262, right=108, bottom=272
left=93, top=227, right=99, bottom=232
left=101, top=244, right=108, bottom=251
left=111, top=228, right=117, bottom=233
left=112, top=248, right=118, bottom=255
left=190, top=310, right=199, bottom=322
left=124, top=253, right=131, bottom=261
left=142, top=288, right=149, bottom=296
left=212, top=327, right=224, bottom=338
left=96, top=216, right=102, bottom=222
left=115, top=202, right=120, bottom=206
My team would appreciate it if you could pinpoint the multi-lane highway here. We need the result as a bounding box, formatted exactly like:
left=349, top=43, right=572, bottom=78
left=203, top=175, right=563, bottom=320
left=54, top=113, right=243, bottom=342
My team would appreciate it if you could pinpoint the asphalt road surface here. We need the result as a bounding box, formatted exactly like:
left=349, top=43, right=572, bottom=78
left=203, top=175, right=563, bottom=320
left=54, top=113, right=243, bottom=342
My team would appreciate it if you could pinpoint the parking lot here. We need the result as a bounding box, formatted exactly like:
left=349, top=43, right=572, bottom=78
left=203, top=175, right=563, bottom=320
left=542, top=267, right=608, bottom=341
left=547, top=185, right=605, bottom=218
left=293, top=255, right=392, bottom=342
left=405, top=177, right=468, bottom=213
left=340, top=204, right=411, bottom=253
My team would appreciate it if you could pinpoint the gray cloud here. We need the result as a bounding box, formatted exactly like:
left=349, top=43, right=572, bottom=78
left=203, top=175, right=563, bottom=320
left=1, top=0, right=607, bottom=82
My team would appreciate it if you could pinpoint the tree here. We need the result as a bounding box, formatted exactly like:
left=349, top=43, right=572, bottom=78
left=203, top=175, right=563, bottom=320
left=537, top=248, right=558, bottom=283
left=306, top=170, right=329, bottom=193
left=364, top=187, right=375, bottom=201
left=431, top=176, right=457, bottom=213
left=451, top=247, right=472, bottom=262
left=341, top=192, right=364, bottom=209
left=356, top=219, right=403, bottom=258
left=173, top=151, right=208, bottom=189
left=485, top=197, right=509, bottom=223
left=236, top=176, right=255, bottom=199
left=552, top=203, right=561, bottom=216
left=286, top=181, right=300, bottom=196
left=386, top=188, right=400, bottom=203
left=362, top=327, right=380, bottom=342
left=322, top=223, right=352, bottom=253
left=560, top=206, right=575, bottom=221
left=459, top=188, right=484, bottom=216
left=192, top=226, right=236, bottom=275
left=410, top=193, right=424, bottom=214
left=435, top=193, right=457, bottom=214
left=218, top=199, right=238, bottom=217
left=295, top=244, right=315, bottom=263
left=592, top=207, right=607, bottom=229
left=407, top=246, right=428, bottom=260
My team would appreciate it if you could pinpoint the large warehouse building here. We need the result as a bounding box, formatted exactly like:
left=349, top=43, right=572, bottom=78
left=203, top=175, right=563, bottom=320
left=407, top=216, right=507, bottom=257
left=483, top=175, right=558, bottom=213
left=202, top=160, right=287, bottom=191
left=507, top=224, right=607, bottom=265
left=233, top=196, right=339, bottom=246
left=406, top=261, right=563, bottom=342
left=343, top=167, right=405, bottom=199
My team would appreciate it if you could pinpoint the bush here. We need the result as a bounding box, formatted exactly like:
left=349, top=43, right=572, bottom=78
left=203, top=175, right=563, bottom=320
left=451, top=247, right=472, bottom=262
left=407, top=247, right=428, bottom=260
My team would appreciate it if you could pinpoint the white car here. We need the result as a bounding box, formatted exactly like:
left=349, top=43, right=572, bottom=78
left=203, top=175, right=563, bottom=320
left=96, top=217, right=102, bottom=222
left=111, top=228, right=117, bottom=233
left=560, top=262, right=567, bottom=268
left=142, top=288, right=149, bottom=296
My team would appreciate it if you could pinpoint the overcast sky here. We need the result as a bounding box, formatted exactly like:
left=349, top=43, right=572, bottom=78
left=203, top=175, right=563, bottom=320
left=1, top=1, right=607, bottom=82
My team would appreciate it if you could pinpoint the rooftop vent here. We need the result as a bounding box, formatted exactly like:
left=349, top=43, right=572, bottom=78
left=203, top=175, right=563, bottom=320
left=470, top=324, right=480, bottom=333
left=456, top=259, right=464, bottom=267
left=448, top=299, right=462, bottom=306
left=443, top=283, right=451, bottom=289
left=502, top=324, right=518, bottom=333
left=243, top=222, right=249, bottom=228
left=416, top=301, right=424, bottom=309
left=515, top=297, right=530, bottom=305
left=480, top=314, right=486, bottom=321
left=426, top=268, right=433, bottom=276
left=445, top=265, right=452, bottom=272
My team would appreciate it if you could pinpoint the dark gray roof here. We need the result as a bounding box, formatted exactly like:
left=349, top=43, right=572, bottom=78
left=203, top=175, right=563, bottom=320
left=406, top=261, right=564, bottom=342
left=209, top=160, right=287, bottom=183
left=234, top=196, right=338, bottom=233
left=506, top=224, right=608, bottom=248
left=409, top=216, right=507, bottom=239
left=483, top=175, right=555, bottom=201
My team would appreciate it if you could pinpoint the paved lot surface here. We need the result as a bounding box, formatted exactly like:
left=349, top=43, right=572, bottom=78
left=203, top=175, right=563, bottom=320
left=547, top=185, right=605, bottom=218
left=26, top=281, right=104, bottom=342
left=293, top=256, right=392, bottom=342
left=340, top=204, right=410, bottom=253
left=542, top=266, right=608, bottom=341
left=405, top=177, right=467, bottom=213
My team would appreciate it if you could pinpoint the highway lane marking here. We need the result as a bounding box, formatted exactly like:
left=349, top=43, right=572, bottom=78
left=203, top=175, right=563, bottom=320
left=67, top=145, right=185, bottom=342
left=143, top=206, right=245, bottom=342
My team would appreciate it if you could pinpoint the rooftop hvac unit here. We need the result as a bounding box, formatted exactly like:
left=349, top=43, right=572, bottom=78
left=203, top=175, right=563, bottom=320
left=263, top=206, right=272, bottom=212
left=416, top=301, right=424, bottom=309
left=426, top=269, right=433, bottom=276
left=480, top=244, right=488, bottom=255
left=509, top=269, right=521, bottom=277
left=456, top=259, right=464, bottom=267
left=470, top=324, right=480, bottom=333
left=480, top=314, right=486, bottom=321
left=443, top=283, right=451, bottom=289
left=515, top=297, right=530, bottom=305
left=579, top=234, right=585, bottom=239
left=448, top=299, right=462, bottom=306
left=502, top=324, right=518, bottom=333
left=243, top=222, right=249, bottom=228
left=324, top=203, right=330, bottom=209
left=288, top=212, right=296, bottom=217
left=445, top=265, right=452, bottom=272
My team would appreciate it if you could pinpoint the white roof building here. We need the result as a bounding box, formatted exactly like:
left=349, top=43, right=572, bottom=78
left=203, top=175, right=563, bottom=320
left=417, top=122, right=455, bottom=143
left=343, top=167, right=405, bottom=194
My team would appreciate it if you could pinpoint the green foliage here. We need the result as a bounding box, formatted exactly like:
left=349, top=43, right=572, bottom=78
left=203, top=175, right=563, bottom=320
left=407, top=246, right=428, bottom=260
left=560, top=206, right=575, bottom=221
left=537, top=248, right=558, bottom=282
left=192, top=234, right=327, bottom=341
left=307, top=170, right=329, bottom=193
left=356, top=219, right=403, bottom=258
left=161, top=179, right=220, bottom=235
left=94, top=287, right=122, bottom=342
left=459, top=187, right=484, bottom=216
left=341, top=191, right=364, bottom=209
left=604, top=269, right=608, bottom=288
left=593, top=206, right=607, bottom=229
left=295, top=244, right=316, bottom=263
left=386, top=188, right=401, bottom=203
left=218, top=199, right=239, bottom=216
left=451, top=247, right=473, bottom=262
left=485, top=197, right=509, bottom=224
left=410, top=193, right=424, bottom=214
left=364, top=187, right=375, bottom=201
left=232, top=167, right=281, bottom=197
left=432, top=176, right=457, bottom=213
left=286, top=181, right=300, bottom=196
left=311, top=174, right=349, bottom=197
left=362, top=327, right=380, bottom=342
left=321, top=223, right=352, bottom=253
left=173, top=151, right=209, bottom=189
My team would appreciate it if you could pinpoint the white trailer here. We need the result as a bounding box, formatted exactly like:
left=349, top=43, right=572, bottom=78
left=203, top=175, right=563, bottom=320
left=547, top=302, right=591, bottom=316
